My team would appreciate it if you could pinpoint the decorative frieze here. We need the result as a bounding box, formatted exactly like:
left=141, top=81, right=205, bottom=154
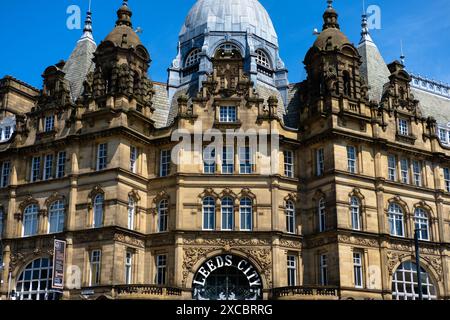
left=337, top=235, right=378, bottom=248
left=114, top=233, right=145, bottom=249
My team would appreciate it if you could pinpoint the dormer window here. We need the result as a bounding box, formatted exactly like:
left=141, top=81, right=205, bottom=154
left=4, top=126, right=11, bottom=140
left=439, top=128, right=450, bottom=146
left=185, top=48, right=201, bottom=68
left=256, top=49, right=271, bottom=68
left=255, top=49, right=273, bottom=77
left=219, top=106, right=237, bottom=123
left=44, top=115, right=55, bottom=132
left=0, top=116, right=16, bottom=142
left=398, top=118, right=409, bottom=136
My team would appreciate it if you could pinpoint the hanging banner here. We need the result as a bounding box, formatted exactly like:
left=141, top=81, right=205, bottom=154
left=52, top=239, right=66, bottom=290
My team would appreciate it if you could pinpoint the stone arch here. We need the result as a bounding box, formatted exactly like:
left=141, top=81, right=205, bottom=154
left=152, top=190, right=169, bottom=205
left=349, top=188, right=365, bottom=206
left=10, top=251, right=53, bottom=278
left=413, top=200, right=434, bottom=216
left=386, top=196, right=410, bottom=215
left=45, top=192, right=66, bottom=209
left=211, top=40, right=244, bottom=58
left=87, top=185, right=105, bottom=209
left=219, top=188, right=238, bottom=208
left=185, top=248, right=270, bottom=292
left=238, top=188, right=257, bottom=208
left=17, top=195, right=39, bottom=220
left=197, top=189, right=220, bottom=215
left=340, top=44, right=359, bottom=57
left=18, top=195, right=39, bottom=213
left=390, top=256, right=442, bottom=299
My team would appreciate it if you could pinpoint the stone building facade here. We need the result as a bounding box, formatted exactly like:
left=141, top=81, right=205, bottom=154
left=0, top=0, right=449, bottom=300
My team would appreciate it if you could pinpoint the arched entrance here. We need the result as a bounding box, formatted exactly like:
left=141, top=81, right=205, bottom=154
left=15, top=258, right=61, bottom=300
left=392, top=261, right=437, bottom=300
left=192, top=254, right=263, bottom=300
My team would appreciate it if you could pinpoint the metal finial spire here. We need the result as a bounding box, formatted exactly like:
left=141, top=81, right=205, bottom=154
left=80, top=1, right=94, bottom=42
left=327, top=0, right=333, bottom=9
left=400, top=40, right=406, bottom=65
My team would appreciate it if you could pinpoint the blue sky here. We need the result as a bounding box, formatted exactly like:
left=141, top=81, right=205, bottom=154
left=2, top=0, right=449, bottom=88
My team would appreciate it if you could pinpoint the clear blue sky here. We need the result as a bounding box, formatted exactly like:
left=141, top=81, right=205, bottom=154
left=2, top=0, right=449, bottom=88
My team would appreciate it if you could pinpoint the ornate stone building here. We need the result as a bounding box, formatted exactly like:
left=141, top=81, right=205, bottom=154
left=0, top=0, right=449, bottom=300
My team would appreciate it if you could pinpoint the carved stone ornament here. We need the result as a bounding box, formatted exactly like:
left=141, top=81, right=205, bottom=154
left=114, top=233, right=145, bottom=248
left=386, top=250, right=410, bottom=275
left=337, top=235, right=378, bottom=247
left=45, top=192, right=66, bottom=208
left=9, top=246, right=54, bottom=272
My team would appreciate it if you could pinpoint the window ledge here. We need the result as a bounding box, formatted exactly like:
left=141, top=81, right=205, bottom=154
left=37, top=130, right=56, bottom=140
left=396, top=133, right=417, bottom=144
left=213, top=121, right=242, bottom=129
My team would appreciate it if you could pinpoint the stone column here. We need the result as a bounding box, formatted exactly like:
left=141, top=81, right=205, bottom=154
left=67, top=150, right=79, bottom=231
left=63, top=237, right=73, bottom=300
left=173, top=234, right=183, bottom=288
left=271, top=179, right=280, bottom=232
left=1, top=244, right=11, bottom=296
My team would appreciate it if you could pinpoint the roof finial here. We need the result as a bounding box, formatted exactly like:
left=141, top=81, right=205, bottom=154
left=116, top=0, right=132, bottom=27
left=323, top=0, right=339, bottom=30
left=400, top=40, right=406, bottom=65
left=359, top=9, right=374, bottom=45
left=327, top=0, right=333, bottom=9
left=80, top=1, right=94, bottom=42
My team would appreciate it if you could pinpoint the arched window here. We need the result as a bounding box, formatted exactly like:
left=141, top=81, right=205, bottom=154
left=343, top=70, right=351, bottom=96
left=218, top=43, right=240, bottom=52
left=255, top=49, right=271, bottom=69
left=240, top=197, right=253, bottom=231
left=93, top=194, right=104, bottom=228
left=286, top=200, right=296, bottom=234
left=158, top=200, right=169, bottom=232
left=414, top=208, right=430, bottom=241
left=185, top=48, right=201, bottom=68
left=216, top=43, right=241, bottom=57
left=16, top=258, right=60, bottom=300
left=221, top=197, right=234, bottom=231
left=318, top=198, right=326, bottom=232
left=350, top=197, right=361, bottom=231
left=392, top=261, right=437, bottom=300
left=23, top=204, right=39, bottom=237
left=128, top=196, right=135, bottom=230
left=388, top=203, right=404, bottom=237
left=48, top=201, right=65, bottom=234
left=202, top=197, right=215, bottom=231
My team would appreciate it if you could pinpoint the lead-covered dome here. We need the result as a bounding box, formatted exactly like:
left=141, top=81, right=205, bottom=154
left=179, top=0, right=278, bottom=46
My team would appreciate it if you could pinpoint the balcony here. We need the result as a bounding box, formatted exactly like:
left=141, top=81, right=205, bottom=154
left=114, top=285, right=184, bottom=300
left=271, top=286, right=340, bottom=300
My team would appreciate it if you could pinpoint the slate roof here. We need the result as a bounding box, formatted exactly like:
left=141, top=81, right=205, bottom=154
left=412, top=88, right=450, bottom=125
left=284, top=83, right=301, bottom=129
left=150, top=80, right=289, bottom=129
left=151, top=82, right=170, bottom=128
left=357, top=34, right=390, bottom=103
left=63, top=12, right=97, bottom=102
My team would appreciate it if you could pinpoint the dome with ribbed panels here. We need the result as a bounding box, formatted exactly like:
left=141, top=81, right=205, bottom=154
left=179, top=0, right=278, bottom=46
